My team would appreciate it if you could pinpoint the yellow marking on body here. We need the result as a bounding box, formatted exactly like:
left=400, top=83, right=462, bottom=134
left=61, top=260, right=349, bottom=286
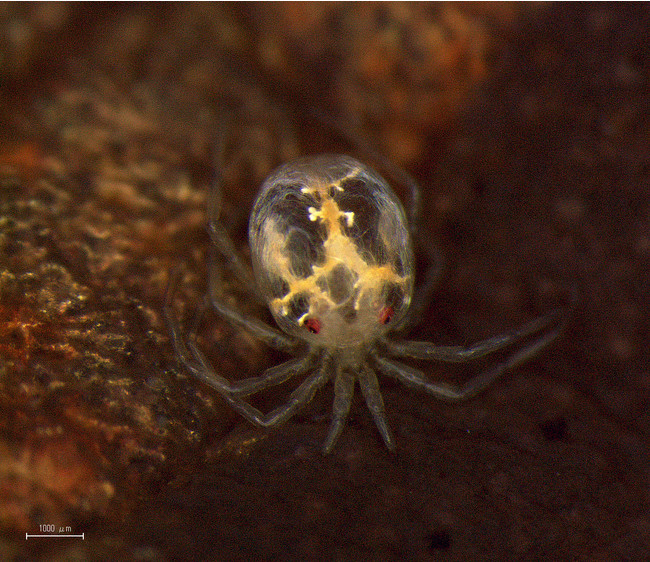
left=264, top=174, right=409, bottom=323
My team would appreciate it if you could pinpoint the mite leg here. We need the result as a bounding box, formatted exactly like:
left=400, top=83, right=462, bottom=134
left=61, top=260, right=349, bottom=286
left=358, top=364, right=395, bottom=451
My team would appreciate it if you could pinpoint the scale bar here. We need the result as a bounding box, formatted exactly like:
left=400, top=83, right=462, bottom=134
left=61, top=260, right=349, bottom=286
left=26, top=533, right=84, bottom=540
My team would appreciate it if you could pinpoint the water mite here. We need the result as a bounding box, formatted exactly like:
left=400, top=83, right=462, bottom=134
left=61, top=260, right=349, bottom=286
left=166, top=152, right=569, bottom=453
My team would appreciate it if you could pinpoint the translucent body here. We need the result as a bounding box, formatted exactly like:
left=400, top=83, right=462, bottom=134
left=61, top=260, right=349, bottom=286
left=249, top=155, right=414, bottom=348
left=165, top=153, right=570, bottom=453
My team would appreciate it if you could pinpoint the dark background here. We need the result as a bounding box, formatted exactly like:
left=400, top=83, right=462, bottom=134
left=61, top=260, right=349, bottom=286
left=1, top=3, right=648, bottom=560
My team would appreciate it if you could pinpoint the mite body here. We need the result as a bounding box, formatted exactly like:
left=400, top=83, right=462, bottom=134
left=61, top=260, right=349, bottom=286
left=250, top=155, right=413, bottom=348
left=166, top=153, right=568, bottom=453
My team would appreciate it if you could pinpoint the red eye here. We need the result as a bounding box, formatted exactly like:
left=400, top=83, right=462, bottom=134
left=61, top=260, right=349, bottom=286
left=304, top=318, right=321, bottom=334
left=379, top=306, right=394, bottom=325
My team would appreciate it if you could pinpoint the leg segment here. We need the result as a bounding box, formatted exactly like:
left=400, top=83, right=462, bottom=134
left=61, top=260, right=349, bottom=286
left=165, top=267, right=309, bottom=393
left=191, top=337, right=318, bottom=397
left=322, top=367, right=355, bottom=454
left=372, top=317, right=565, bottom=402
left=397, top=237, right=444, bottom=334
left=358, top=364, right=395, bottom=451
left=205, top=112, right=259, bottom=298
left=208, top=288, right=299, bottom=354
left=206, top=221, right=259, bottom=299
left=166, top=265, right=297, bottom=355
left=227, top=355, right=320, bottom=396
left=182, top=328, right=330, bottom=427
left=385, top=306, right=566, bottom=363
left=166, top=266, right=331, bottom=440
left=217, top=354, right=333, bottom=428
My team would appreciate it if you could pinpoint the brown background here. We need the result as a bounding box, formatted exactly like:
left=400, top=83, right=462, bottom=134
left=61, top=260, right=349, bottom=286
left=1, top=3, right=648, bottom=560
